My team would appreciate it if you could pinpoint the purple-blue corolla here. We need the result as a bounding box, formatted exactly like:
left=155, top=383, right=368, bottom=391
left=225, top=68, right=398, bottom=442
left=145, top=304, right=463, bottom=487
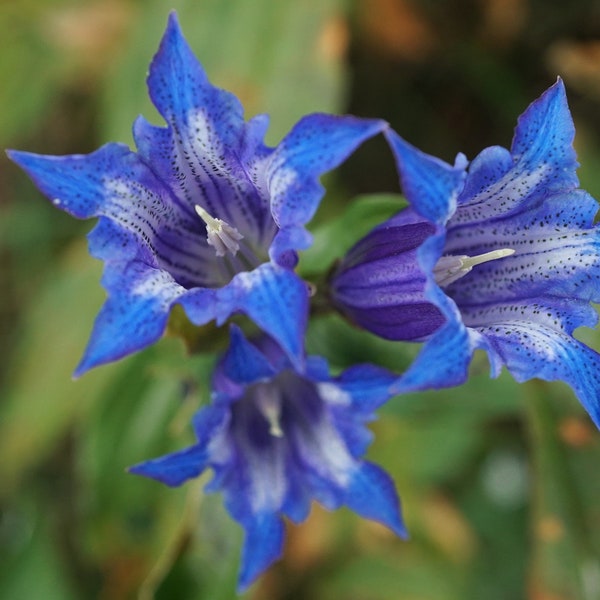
left=130, top=325, right=406, bottom=590
left=331, top=80, right=600, bottom=427
left=8, top=13, right=384, bottom=376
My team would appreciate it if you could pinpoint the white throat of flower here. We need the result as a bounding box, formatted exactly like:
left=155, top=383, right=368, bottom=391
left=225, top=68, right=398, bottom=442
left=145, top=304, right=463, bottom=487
left=434, top=248, right=515, bottom=287
left=195, top=205, right=244, bottom=257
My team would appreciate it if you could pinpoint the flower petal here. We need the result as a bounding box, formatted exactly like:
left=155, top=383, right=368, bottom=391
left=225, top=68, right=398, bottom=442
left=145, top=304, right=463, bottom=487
left=334, top=364, right=398, bottom=413
left=8, top=144, right=132, bottom=219
left=478, top=320, right=600, bottom=428
left=445, top=200, right=600, bottom=307
left=511, top=78, right=578, bottom=193
left=8, top=145, right=223, bottom=289
left=452, top=80, right=579, bottom=225
left=344, top=462, right=407, bottom=538
left=147, top=12, right=245, bottom=149
left=461, top=298, right=599, bottom=337
left=331, top=220, right=444, bottom=341
left=219, top=264, right=309, bottom=370
left=266, top=114, right=386, bottom=258
left=141, top=14, right=275, bottom=246
left=289, top=407, right=356, bottom=511
left=128, top=444, right=208, bottom=487
left=74, top=261, right=189, bottom=376
left=217, top=325, right=277, bottom=385
left=237, top=512, right=285, bottom=592
left=320, top=366, right=398, bottom=459
left=384, top=130, right=467, bottom=225
left=269, top=114, right=386, bottom=227
left=458, top=145, right=513, bottom=201
left=393, top=319, right=475, bottom=393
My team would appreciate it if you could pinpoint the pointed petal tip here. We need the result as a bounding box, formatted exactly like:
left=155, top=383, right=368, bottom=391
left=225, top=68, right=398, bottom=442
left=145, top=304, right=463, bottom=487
left=343, top=462, right=409, bottom=541
left=165, top=9, right=182, bottom=35
left=72, top=355, right=95, bottom=380
left=128, top=444, right=207, bottom=487
left=5, top=148, right=43, bottom=171
left=540, top=76, right=569, bottom=109
left=236, top=514, right=285, bottom=593
left=384, top=129, right=466, bottom=225
left=5, top=148, right=23, bottom=163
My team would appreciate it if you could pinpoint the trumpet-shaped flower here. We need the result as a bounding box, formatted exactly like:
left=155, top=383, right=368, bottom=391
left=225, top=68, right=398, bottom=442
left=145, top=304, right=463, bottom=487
left=331, top=80, right=600, bottom=427
left=130, top=326, right=406, bottom=591
left=8, top=13, right=384, bottom=375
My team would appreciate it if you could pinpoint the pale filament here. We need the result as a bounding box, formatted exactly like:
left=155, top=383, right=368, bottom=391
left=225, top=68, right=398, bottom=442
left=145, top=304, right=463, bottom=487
left=434, top=248, right=515, bottom=287
left=256, top=384, right=284, bottom=438
left=195, top=205, right=244, bottom=257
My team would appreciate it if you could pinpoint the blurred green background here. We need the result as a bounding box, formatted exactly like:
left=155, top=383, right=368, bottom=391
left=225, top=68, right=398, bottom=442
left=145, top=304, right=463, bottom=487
left=2, top=1, right=600, bottom=599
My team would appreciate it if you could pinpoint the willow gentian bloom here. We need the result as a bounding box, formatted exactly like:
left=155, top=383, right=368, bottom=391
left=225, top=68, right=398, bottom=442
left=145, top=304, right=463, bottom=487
left=8, top=13, right=384, bottom=376
left=130, top=325, right=406, bottom=591
left=331, top=80, right=600, bottom=427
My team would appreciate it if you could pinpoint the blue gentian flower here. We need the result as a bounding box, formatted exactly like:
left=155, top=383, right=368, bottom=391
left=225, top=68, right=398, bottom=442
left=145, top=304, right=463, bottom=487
left=331, top=80, right=600, bottom=427
left=129, top=325, right=406, bottom=591
left=7, top=12, right=384, bottom=376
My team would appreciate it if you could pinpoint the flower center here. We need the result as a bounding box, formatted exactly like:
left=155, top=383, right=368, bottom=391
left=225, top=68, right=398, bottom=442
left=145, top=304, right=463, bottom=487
left=434, top=248, right=515, bottom=287
left=194, top=204, right=269, bottom=287
left=195, top=205, right=244, bottom=257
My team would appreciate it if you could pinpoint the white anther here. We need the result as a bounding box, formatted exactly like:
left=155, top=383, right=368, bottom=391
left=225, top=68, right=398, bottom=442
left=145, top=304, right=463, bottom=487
left=195, top=205, right=244, bottom=257
left=434, top=248, right=515, bottom=287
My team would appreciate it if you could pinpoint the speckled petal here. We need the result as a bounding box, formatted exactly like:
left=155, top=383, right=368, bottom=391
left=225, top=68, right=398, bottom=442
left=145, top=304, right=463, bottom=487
left=460, top=298, right=599, bottom=336
left=147, top=13, right=242, bottom=145
left=451, top=232, right=600, bottom=305
left=8, top=146, right=220, bottom=289
left=458, top=145, right=513, bottom=201
left=478, top=320, right=600, bottom=428
left=511, top=78, right=578, bottom=192
left=140, top=13, right=276, bottom=248
left=7, top=145, right=119, bottom=215
left=452, top=79, right=579, bottom=225
left=446, top=193, right=600, bottom=306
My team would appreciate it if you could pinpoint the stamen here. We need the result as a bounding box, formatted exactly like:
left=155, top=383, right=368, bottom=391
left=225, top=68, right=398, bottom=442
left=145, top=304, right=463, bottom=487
left=434, top=248, right=515, bottom=287
left=256, top=384, right=284, bottom=438
left=195, top=205, right=244, bottom=257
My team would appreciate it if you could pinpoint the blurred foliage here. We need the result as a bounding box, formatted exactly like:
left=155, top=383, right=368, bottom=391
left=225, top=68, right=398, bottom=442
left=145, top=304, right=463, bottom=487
left=2, top=0, right=600, bottom=599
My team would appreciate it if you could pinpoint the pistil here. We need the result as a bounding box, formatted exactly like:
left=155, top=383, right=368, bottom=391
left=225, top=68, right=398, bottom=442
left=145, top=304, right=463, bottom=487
left=195, top=205, right=244, bottom=257
left=434, top=248, right=515, bottom=287
left=256, top=384, right=284, bottom=438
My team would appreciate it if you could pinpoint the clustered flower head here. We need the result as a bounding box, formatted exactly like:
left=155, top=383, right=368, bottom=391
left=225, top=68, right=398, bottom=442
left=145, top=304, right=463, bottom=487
left=8, top=10, right=600, bottom=592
